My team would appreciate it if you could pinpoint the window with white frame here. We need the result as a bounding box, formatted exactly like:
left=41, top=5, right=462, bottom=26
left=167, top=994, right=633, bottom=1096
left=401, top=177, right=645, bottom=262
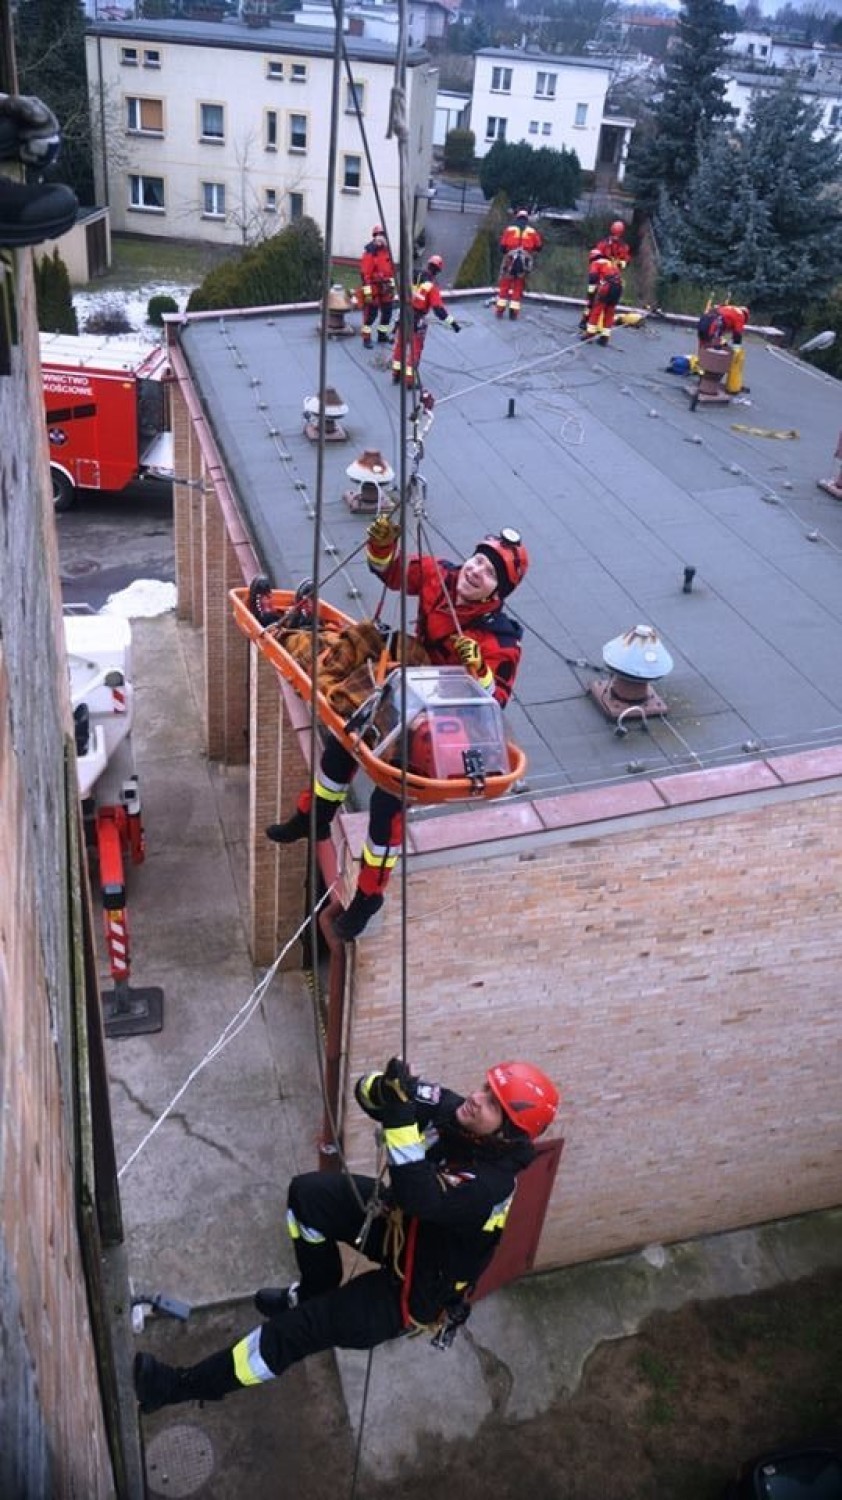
left=289, top=112, right=307, bottom=151
left=264, top=187, right=278, bottom=214
left=202, top=182, right=226, bottom=218
left=491, top=66, right=512, bottom=93
left=528, top=120, right=538, bottom=134
left=199, top=102, right=224, bottom=141
left=536, top=71, right=556, bottom=98
left=266, top=57, right=284, bottom=79
left=143, top=48, right=161, bottom=68
left=120, top=46, right=138, bottom=65
left=541, top=122, right=552, bottom=135
left=126, top=97, right=164, bottom=134
left=265, top=109, right=278, bottom=150
left=574, top=102, right=588, bottom=126
left=343, top=154, right=362, bottom=190
left=345, top=78, right=365, bottom=114
left=485, top=116, right=506, bottom=142
left=129, top=173, right=165, bottom=211
left=289, top=191, right=304, bottom=219
left=291, top=62, right=307, bottom=82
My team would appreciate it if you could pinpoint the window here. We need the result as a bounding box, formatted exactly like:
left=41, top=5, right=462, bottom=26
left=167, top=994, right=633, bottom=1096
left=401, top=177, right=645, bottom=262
left=120, top=46, right=138, bottom=66
left=202, top=182, right=226, bottom=218
left=129, top=174, right=165, bottom=211
left=491, top=66, right=512, bottom=93
left=289, top=191, right=304, bottom=219
left=831, top=105, right=842, bottom=127
left=264, top=187, right=278, bottom=214
left=199, top=103, right=224, bottom=142
left=266, top=58, right=284, bottom=79
left=528, top=120, right=538, bottom=134
left=291, top=62, right=307, bottom=82
left=574, top=102, right=588, bottom=127
left=143, top=48, right=161, bottom=68
left=541, top=122, right=552, bottom=135
left=342, top=154, right=361, bottom=190
left=265, top=109, right=278, bottom=150
left=485, top=116, right=507, bottom=142
left=536, top=71, right=557, bottom=98
left=289, top=112, right=307, bottom=151
left=345, top=79, right=365, bottom=114
left=126, top=97, right=164, bottom=135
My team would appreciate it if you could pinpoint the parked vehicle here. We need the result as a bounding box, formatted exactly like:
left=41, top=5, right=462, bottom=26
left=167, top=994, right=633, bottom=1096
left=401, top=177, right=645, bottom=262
left=40, top=332, right=173, bottom=511
left=724, top=1442, right=842, bottom=1498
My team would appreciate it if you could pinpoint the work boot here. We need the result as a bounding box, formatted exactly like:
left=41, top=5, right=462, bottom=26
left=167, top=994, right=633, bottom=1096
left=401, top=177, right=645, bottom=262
left=254, top=1281, right=300, bottom=1318
left=597, top=334, right=609, bottom=347
left=333, top=891, right=384, bottom=941
left=134, top=1349, right=237, bottom=1414
left=0, top=177, right=78, bottom=249
left=377, top=328, right=392, bottom=343
left=265, top=809, right=331, bottom=844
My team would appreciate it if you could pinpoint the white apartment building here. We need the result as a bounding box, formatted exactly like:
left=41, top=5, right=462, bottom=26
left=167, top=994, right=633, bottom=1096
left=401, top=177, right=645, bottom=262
left=722, top=68, right=842, bottom=139
left=85, top=17, right=438, bottom=257
left=470, top=47, right=632, bottom=183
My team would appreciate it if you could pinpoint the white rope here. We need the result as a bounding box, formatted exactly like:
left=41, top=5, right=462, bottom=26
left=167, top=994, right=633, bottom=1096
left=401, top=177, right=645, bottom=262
left=117, top=890, right=333, bottom=1181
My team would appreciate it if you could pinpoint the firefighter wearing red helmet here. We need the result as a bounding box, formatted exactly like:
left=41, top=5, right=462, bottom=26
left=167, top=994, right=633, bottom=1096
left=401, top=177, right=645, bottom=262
left=392, top=253, right=460, bottom=389
left=581, top=255, right=624, bottom=346
left=265, top=521, right=529, bottom=939
left=133, top=1055, right=560, bottom=1414
left=593, top=218, right=632, bottom=272
left=496, top=208, right=544, bottom=319
left=697, top=302, right=750, bottom=351
left=358, top=223, right=396, bottom=348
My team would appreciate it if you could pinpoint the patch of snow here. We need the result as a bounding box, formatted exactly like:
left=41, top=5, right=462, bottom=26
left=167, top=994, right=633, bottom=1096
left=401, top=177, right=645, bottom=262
left=101, top=579, right=177, bottom=617
left=73, top=283, right=193, bottom=344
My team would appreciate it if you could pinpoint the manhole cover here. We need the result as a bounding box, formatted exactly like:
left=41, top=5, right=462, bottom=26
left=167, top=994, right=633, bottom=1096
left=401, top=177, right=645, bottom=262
left=145, top=1423, right=215, bottom=1497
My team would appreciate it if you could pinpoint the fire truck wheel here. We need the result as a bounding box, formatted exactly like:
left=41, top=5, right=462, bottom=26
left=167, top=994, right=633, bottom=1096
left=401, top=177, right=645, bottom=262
left=51, top=467, right=75, bottom=512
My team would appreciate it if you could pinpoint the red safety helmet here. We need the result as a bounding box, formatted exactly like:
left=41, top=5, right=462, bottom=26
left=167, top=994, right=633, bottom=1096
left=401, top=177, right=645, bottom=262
left=427, top=254, right=444, bottom=273
left=609, top=220, right=626, bottom=238
left=474, top=528, right=529, bottom=599
left=487, top=1061, right=559, bottom=1140
left=371, top=223, right=385, bottom=237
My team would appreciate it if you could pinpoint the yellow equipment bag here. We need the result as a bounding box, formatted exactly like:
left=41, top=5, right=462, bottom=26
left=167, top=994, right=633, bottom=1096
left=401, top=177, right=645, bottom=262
left=725, top=344, right=745, bottom=394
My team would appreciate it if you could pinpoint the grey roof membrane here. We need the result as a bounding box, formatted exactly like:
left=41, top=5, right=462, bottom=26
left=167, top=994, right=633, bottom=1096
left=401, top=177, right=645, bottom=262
left=177, top=295, right=842, bottom=803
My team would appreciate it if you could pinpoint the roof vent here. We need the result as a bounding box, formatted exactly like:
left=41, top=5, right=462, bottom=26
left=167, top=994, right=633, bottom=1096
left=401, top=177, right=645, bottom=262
left=320, top=283, right=356, bottom=340
left=303, top=387, right=349, bottom=441
left=589, top=623, right=673, bottom=733
left=343, top=448, right=396, bottom=512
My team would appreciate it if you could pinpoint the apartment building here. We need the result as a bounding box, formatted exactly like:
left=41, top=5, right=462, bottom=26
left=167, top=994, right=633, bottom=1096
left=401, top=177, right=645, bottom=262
left=85, top=16, right=438, bottom=256
left=471, top=45, right=632, bottom=181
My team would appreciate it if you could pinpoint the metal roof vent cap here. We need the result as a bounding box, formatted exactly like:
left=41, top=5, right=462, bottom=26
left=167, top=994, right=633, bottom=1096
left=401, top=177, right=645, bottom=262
left=590, top=624, right=673, bottom=729
left=343, top=449, right=396, bottom=512
left=321, top=283, right=356, bottom=339
left=303, top=387, right=349, bottom=441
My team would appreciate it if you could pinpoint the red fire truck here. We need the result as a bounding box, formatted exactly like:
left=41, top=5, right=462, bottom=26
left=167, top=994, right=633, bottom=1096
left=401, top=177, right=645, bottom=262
left=40, top=332, right=173, bottom=511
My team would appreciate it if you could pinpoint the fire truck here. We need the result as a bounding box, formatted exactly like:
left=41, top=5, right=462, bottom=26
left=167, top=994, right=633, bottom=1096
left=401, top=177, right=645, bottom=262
left=40, top=332, right=174, bottom=511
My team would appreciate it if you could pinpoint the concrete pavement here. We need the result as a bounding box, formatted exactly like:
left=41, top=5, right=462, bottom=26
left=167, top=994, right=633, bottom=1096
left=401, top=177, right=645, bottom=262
left=115, top=610, right=842, bottom=1497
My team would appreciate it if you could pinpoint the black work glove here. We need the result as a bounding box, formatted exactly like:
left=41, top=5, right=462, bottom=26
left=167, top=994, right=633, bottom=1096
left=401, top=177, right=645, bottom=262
left=355, top=1057, right=418, bottom=1124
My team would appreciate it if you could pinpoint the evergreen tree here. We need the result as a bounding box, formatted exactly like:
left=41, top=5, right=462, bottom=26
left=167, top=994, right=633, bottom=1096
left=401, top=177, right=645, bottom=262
left=187, top=217, right=324, bottom=313
left=656, top=78, right=842, bottom=324
left=479, top=140, right=580, bottom=211
left=14, top=0, right=95, bottom=204
left=34, top=248, right=78, bottom=335
left=627, top=0, right=738, bottom=212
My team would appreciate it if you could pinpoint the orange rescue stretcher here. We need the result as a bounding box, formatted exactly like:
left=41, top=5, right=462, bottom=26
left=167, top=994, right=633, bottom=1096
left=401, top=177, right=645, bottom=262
left=229, top=585, right=527, bottom=806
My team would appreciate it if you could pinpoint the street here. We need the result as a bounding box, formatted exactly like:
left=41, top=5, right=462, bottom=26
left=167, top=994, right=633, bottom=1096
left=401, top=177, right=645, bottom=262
left=55, top=480, right=174, bottom=611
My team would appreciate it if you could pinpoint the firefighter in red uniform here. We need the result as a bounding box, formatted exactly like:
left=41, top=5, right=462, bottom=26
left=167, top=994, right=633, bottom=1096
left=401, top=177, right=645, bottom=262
left=594, top=219, right=632, bottom=272
left=581, top=256, right=624, bottom=345
left=696, top=303, right=749, bottom=352
left=359, top=224, right=396, bottom=348
left=133, top=1058, right=560, bottom=1414
left=263, top=520, right=529, bottom=940
left=495, top=208, right=544, bottom=320
left=392, top=254, right=460, bottom=388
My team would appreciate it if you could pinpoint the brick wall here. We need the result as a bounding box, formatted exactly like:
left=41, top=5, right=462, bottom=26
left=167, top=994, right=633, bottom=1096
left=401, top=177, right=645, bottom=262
left=0, top=257, right=116, bottom=1490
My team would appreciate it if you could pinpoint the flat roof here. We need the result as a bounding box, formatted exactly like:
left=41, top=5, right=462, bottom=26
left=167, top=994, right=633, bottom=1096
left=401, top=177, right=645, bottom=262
left=86, top=15, right=428, bottom=63
left=174, top=295, right=842, bottom=809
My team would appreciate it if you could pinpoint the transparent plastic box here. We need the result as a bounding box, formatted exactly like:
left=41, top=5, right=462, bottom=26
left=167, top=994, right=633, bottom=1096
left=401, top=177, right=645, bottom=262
left=375, top=666, right=509, bottom=780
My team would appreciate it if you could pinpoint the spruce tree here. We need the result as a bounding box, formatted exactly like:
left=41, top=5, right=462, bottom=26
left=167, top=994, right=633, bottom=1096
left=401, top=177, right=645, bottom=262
left=14, top=0, right=95, bottom=205
left=35, top=248, right=79, bottom=335
left=628, top=0, right=738, bottom=212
